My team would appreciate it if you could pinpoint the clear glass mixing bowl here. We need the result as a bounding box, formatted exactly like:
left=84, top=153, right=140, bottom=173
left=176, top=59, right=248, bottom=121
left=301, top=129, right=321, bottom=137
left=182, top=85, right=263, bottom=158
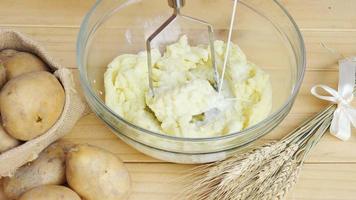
left=77, top=0, right=305, bottom=163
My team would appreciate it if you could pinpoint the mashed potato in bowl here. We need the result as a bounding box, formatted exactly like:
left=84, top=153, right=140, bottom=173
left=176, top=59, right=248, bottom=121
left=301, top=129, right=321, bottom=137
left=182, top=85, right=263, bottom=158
left=104, top=36, right=272, bottom=138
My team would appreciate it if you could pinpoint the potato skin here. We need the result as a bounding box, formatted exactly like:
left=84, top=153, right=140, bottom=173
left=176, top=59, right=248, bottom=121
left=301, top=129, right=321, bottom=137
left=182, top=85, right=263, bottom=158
left=0, top=124, right=19, bottom=153
left=66, top=144, right=131, bottom=200
left=0, top=71, right=65, bottom=141
left=2, top=51, right=47, bottom=80
left=2, top=141, right=74, bottom=199
left=0, top=49, right=17, bottom=88
left=19, top=185, right=81, bottom=200
left=0, top=63, right=7, bottom=88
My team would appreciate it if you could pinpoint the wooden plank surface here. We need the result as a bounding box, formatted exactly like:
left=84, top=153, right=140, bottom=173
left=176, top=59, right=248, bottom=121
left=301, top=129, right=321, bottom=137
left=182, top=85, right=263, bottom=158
left=1, top=163, right=355, bottom=200
left=0, top=0, right=356, bottom=200
left=0, top=0, right=355, bottom=30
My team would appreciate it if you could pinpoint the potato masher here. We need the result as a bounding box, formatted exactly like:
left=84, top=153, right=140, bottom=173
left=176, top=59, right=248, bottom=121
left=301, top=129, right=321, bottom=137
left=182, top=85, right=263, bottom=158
left=145, top=0, right=220, bottom=96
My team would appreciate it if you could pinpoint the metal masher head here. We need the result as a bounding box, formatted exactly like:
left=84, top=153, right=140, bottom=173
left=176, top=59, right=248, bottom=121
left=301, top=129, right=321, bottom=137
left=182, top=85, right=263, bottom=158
left=146, top=0, right=219, bottom=96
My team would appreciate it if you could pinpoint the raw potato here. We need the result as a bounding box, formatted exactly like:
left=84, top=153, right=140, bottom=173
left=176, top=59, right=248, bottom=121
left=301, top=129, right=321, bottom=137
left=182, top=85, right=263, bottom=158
left=2, top=51, right=47, bottom=80
left=0, top=49, right=17, bottom=88
left=0, top=63, right=7, bottom=88
left=0, top=124, right=19, bottom=153
left=19, top=185, right=81, bottom=200
left=2, top=141, right=74, bottom=199
left=0, top=71, right=65, bottom=141
left=66, top=144, right=131, bottom=200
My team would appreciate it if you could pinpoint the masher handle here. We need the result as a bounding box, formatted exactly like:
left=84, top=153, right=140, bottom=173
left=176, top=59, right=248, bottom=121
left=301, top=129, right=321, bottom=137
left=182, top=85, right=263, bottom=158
left=168, top=0, right=185, bottom=9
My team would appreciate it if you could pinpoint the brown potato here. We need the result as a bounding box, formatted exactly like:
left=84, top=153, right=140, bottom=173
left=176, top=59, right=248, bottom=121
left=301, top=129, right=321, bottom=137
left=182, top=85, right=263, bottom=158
left=0, top=71, right=65, bottom=141
left=19, top=185, right=81, bottom=200
left=0, top=124, right=19, bottom=153
left=66, top=144, right=131, bottom=200
left=2, top=141, right=74, bottom=199
left=3, top=51, right=47, bottom=80
left=0, top=63, right=7, bottom=88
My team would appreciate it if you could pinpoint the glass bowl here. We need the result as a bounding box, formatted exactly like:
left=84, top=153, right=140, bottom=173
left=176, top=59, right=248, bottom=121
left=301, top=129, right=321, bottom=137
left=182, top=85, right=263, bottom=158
left=77, top=0, right=305, bottom=164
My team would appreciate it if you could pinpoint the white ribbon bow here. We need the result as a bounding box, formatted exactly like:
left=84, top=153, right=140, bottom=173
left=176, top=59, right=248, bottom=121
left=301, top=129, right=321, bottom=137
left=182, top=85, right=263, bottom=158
left=311, top=58, right=356, bottom=141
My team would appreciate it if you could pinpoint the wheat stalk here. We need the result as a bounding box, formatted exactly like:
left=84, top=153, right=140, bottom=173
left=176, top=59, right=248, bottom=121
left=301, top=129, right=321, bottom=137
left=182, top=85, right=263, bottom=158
left=181, top=104, right=339, bottom=200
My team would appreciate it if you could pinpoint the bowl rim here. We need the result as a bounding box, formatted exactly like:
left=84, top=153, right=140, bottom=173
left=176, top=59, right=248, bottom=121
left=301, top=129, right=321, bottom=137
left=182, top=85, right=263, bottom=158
left=77, top=0, right=306, bottom=142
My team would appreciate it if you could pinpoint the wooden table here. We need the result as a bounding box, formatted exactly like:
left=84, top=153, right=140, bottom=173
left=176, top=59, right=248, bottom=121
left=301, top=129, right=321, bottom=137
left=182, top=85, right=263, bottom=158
left=1, top=1, right=356, bottom=199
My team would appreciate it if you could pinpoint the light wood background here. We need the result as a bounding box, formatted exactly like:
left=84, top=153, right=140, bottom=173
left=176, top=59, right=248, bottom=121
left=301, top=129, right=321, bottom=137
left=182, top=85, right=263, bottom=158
left=0, top=0, right=356, bottom=199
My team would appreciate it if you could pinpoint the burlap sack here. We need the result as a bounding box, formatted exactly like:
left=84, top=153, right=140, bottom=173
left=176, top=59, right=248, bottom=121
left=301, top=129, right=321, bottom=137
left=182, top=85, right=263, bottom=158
left=0, top=29, right=87, bottom=177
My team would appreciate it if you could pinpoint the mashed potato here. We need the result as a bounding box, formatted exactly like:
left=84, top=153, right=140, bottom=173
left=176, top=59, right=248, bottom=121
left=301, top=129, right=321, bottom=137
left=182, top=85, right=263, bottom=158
left=104, top=36, right=272, bottom=138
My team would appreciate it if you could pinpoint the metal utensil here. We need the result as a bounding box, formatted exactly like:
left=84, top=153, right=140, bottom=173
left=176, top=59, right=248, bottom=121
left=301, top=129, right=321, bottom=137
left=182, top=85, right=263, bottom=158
left=146, top=0, right=219, bottom=96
